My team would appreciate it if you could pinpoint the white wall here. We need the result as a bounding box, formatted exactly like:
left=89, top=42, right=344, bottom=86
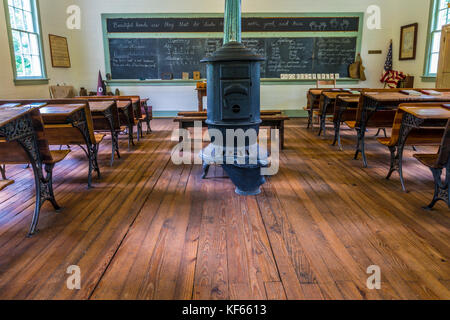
left=0, top=0, right=79, bottom=98
left=0, top=0, right=435, bottom=114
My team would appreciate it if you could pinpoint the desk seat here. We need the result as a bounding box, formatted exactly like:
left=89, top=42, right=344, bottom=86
left=414, top=154, right=440, bottom=168
left=345, top=121, right=356, bottom=129
left=94, top=133, right=106, bottom=144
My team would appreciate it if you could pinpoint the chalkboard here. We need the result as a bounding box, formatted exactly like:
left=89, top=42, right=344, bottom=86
left=106, top=16, right=360, bottom=33
left=108, top=37, right=357, bottom=80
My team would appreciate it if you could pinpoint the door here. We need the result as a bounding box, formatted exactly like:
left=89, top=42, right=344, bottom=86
left=437, top=24, right=450, bottom=88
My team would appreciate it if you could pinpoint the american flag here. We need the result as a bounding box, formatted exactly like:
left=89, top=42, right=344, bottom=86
left=384, top=40, right=393, bottom=71
left=380, top=40, right=405, bottom=88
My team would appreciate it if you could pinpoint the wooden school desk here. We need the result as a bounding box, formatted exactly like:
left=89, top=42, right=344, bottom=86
left=0, top=106, right=70, bottom=236
left=116, top=100, right=135, bottom=148
left=40, top=104, right=101, bottom=188
left=355, top=91, right=450, bottom=167
left=331, top=94, right=361, bottom=150
left=89, top=101, right=121, bottom=166
left=388, top=104, right=450, bottom=192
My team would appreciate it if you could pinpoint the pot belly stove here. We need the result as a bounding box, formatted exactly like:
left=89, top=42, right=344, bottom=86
left=200, top=0, right=268, bottom=196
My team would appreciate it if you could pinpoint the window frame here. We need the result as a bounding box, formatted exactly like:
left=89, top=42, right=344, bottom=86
left=3, top=0, right=48, bottom=85
left=423, top=0, right=449, bottom=81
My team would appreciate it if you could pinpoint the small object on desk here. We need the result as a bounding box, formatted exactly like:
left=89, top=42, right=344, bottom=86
left=193, top=71, right=201, bottom=80
left=401, top=90, right=422, bottom=96
left=350, top=90, right=361, bottom=95
left=196, top=81, right=207, bottom=89
left=421, top=90, right=442, bottom=96
left=0, top=103, right=21, bottom=108
left=182, top=72, right=190, bottom=80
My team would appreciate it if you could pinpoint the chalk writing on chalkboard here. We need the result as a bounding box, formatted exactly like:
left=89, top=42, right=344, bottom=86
left=106, top=17, right=359, bottom=33
left=108, top=37, right=357, bottom=80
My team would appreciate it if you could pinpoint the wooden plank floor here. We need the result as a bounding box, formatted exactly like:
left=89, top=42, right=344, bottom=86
left=0, top=119, right=448, bottom=300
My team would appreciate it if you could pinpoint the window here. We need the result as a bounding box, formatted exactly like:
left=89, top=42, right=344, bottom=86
left=4, top=0, right=47, bottom=82
left=425, top=0, right=450, bottom=77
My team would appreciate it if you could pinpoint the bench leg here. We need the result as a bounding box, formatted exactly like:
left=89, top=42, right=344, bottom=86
left=332, top=121, right=343, bottom=151
left=306, top=110, right=312, bottom=129
left=374, top=128, right=387, bottom=137
left=424, top=167, right=449, bottom=210
left=280, top=122, right=285, bottom=150
left=93, top=144, right=101, bottom=179
left=386, top=146, right=397, bottom=180
left=0, top=164, right=6, bottom=180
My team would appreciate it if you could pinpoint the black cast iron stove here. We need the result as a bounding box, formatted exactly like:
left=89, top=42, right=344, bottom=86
left=200, top=0, right=268, bottom=196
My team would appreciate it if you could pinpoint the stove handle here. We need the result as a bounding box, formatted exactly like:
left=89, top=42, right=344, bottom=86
left=224, top=84, right=249, bottom=97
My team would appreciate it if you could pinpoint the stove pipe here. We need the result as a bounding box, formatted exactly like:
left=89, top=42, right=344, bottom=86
left=200, top=0, right=268, bottom=196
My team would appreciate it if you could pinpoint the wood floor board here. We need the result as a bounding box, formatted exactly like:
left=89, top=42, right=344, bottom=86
left=0, top=119, right=448, bottom=300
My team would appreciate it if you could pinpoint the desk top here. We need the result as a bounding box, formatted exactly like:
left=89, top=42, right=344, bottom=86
left=399, top=106, right=450, bottom=119
left=338, top=96, right=361, bottom=103
left=116, top=101, right=131, bottom=109
left=364, top=91, right=450, bottom=102
left=89, top=101, right=115, bottom=112
left=40, top=104, right=85, bottom=116
left=309, top=89, right=324, bottom=96
left=0, top=106, right=37, bottom=127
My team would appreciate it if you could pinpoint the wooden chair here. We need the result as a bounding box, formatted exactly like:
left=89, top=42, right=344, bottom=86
left=316, top=79, right=336, bottom=88
left=49, top=85, right=76, bottom=99
left=414, top=119, right=450, bottom=209
left=0, top=107, right=70, bottom=235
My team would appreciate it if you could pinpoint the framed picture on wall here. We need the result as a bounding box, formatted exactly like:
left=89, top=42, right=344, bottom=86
left=49, top=34, right=71, bottom=68
left=399, top=23, right=418, bottom=60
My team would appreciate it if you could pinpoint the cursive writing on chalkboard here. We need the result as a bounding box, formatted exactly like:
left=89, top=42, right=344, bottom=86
left=107, top=17, right=359, bottom=33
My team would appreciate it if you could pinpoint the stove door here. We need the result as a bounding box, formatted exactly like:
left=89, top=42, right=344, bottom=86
left=220, top=80, right=252, bottom=121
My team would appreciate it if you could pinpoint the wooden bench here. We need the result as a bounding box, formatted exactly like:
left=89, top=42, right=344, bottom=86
left=174, top=113, right=289, bottom=149
left=377, top=103, right=448, bottom=192
left=414, top=118, right=449, bottom=209
left=0, top=106, right=70, bottom=236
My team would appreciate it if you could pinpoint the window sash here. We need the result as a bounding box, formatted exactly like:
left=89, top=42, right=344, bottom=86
left=424, top=0, right=449, bottom=77
left=4, top=0, right=46, bottom=81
